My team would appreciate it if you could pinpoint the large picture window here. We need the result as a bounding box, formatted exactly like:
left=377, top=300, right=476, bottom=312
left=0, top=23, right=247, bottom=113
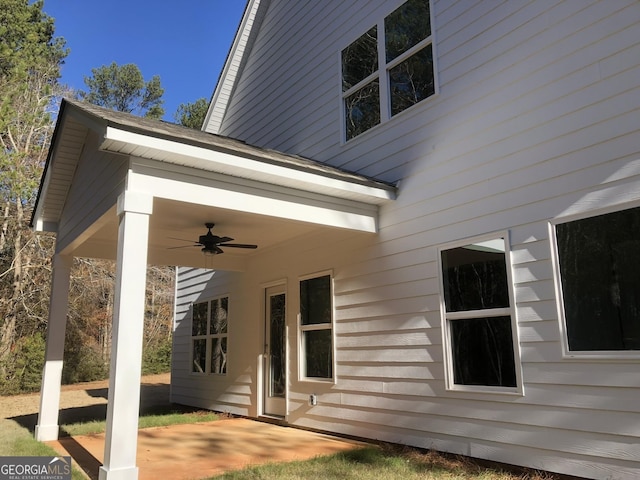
left=440, top=238, right=519, bottom=390
left=555, top=207, right=640, bottom=353
left=191, top=296, right=228, bottom=375
left=342, top=0, right=435, bottom=140
left=299, top=274, right=333, bottom=380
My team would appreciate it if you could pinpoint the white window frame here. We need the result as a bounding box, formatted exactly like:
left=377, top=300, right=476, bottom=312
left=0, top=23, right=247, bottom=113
left=298, top=271, right=336, bottom=383
left=550, top=204, right=640, bottom=361
left=438, top=232, right=523, bottom=395
left=340, top=0, right=438, bottom=143
left=190, top=294, right=229, bottom=375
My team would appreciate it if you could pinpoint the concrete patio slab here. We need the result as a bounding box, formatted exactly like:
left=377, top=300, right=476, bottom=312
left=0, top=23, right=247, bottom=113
left=47, top=418, right=367, bottom=480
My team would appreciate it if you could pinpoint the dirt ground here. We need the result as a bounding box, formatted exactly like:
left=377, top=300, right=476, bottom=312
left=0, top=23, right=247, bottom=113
left=1, top=373, right=177, bottom=434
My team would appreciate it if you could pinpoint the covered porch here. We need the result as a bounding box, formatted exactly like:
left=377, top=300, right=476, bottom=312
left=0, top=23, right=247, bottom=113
left=31, top=99, right=395, bottom=480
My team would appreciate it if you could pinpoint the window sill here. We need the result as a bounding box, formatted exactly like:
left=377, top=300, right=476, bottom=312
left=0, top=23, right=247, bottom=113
left=562, top=351, right=640, bottom=362
left=299, top=377, right=335, bottom=384
left=446, top=384, right=524, bottom=396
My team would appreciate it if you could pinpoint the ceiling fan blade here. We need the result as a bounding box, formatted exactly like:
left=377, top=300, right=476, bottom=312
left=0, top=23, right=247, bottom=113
left=168, top=237, right=203, bottom=244
left=217, top=236, right=234, bottom=243
left=220, top=243, right=258, bottom=249
left=167, top=244, right=200, bottom=249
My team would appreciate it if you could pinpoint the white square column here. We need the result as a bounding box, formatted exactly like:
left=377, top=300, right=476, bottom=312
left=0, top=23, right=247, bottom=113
left=35, top=254, right=72, bottom=441
left=99, top=191, right=152, bottom=480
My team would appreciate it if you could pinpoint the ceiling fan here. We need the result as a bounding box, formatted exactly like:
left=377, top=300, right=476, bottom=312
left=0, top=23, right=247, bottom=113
left=169, top=223, right=258, bottom=255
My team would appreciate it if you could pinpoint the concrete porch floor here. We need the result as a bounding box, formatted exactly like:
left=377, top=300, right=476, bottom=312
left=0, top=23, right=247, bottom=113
left=47, top=417, right=366, bottom=480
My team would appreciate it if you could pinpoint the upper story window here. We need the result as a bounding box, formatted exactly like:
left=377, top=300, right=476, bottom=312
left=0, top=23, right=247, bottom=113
left=554, top=206, right=640, bottom=357
left=342, top=0, right=435, bottom=141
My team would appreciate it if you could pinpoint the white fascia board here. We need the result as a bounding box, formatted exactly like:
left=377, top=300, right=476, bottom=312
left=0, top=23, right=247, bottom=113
left=32, top=168, right=53, bottom=232
left=128, top=172, right=378, bottom=233
left=102, top=126, right=395, bottom=204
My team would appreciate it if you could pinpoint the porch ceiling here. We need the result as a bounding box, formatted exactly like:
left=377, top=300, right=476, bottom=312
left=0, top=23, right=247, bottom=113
left=31, top=99, right=397, bottom=270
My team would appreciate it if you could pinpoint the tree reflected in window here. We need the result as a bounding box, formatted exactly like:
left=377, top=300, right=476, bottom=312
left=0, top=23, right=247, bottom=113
left=341, top=0, right=434, bottom=140
left=556, top=207, right=640, bottom=351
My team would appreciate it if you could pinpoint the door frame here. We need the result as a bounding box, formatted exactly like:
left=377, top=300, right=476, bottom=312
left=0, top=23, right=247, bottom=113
left=261, top=282, right=288, bottom=418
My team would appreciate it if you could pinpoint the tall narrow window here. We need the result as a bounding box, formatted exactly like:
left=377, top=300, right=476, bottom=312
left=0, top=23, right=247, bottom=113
left=555, top=207, right=640, bottom=353
left=191, top=296, right=229, bottom=374
left=440, top=238, right=519, bottom=389
left=342, top=0, right=435, bottom=140
left=300, top=275, right=333, bottom=379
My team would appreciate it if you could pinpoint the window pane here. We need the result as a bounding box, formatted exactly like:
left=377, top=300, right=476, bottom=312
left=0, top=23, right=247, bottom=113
left=192, top=302, right=208, bottom=336
left=557, top=208, right=640, bottom=351
left=385, top=0, right=431, bottom=62
left=342, top=26, right=378, bottom=91
left=450, top=317, right=516, bottom=387
left=210, top=297, right=228, bottom=334
left=211, top=337, right=227, bottom=374
left=269, top=293, right=286, bottom=397
left=441, top=239, right=509, bottom=312
left=345, top=80, right=380, bottom=140
left=300, top=275, right=332, bottom=325
left=192, top=339, right=207, bottom=373
left=304, top=329, right=332, bottom=378
left=389, top=45, right=435, bottom=116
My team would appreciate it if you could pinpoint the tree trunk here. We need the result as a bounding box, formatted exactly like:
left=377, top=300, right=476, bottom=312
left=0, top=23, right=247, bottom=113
left=0, top=200, right=24, bottom=364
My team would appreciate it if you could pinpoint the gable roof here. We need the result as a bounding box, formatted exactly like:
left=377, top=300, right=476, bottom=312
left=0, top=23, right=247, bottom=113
left=31, top=98, right=396, bottom=231
left=202, top=0, right=269, bottom=134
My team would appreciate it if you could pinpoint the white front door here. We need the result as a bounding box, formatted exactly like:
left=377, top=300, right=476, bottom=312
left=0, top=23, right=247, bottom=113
left=263, top=285, right=287, bottom=417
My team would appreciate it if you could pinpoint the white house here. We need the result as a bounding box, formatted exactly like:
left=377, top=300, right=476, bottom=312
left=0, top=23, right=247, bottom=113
left=33, top=1, right=639, bottom=479
left=172, top=1, right=640, bottom=479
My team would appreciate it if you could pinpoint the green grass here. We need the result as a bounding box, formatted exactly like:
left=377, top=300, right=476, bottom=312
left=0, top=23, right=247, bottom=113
left=61, top=410, right=219, bottom=436
left=0, top=419, right=86, bottom=480
left=209, top=444, right=554, bottom=480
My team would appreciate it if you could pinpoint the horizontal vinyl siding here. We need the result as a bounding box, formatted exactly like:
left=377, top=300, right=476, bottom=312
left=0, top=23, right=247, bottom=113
left=171, top=267, right=257, bottom=416
left=56, top=130, right=128, bottom=253
left=186, top=1, right=640, bottom=478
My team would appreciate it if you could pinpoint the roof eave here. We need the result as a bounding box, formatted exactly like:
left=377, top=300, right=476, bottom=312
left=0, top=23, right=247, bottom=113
left=101, top=126, right=396, bottom=205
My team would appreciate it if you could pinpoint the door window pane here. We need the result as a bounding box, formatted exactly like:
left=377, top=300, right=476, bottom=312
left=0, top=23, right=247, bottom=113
left=269, top=293, right=286, bottom=397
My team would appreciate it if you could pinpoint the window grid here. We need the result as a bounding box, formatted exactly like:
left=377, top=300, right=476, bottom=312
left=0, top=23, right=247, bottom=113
left=341, top=0, right=435, bottom=141
left=191, top=296, right=229, bottom=375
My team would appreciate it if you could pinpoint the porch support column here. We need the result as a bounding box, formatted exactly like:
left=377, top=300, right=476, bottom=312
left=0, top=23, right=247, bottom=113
left=99, top=191, right=152, bottom=480
left=35, top=253, right=72, bottom=441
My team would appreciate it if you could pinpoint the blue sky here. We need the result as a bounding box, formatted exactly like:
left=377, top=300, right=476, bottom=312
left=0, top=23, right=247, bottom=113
left=42, top=1, right=247, bottom=122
